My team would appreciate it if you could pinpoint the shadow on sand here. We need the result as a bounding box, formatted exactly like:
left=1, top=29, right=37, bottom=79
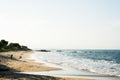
left=0, top=71, right=60, bottom=80
left=0, top=54, right=60, bottom=80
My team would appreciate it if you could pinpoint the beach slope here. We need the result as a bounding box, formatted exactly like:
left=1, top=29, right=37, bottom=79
left=0, top=51, right=90, bottom=80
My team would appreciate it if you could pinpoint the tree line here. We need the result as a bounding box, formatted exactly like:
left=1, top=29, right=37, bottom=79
left=0, top=40, right=31, bottom=52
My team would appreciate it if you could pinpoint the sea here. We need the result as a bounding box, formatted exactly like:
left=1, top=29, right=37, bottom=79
left=28, top=49, right=120, bottom=80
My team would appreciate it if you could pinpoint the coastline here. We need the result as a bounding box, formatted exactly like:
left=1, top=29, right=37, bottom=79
left=0, top=51, right=91, bottom=80
left=27, top=51, right=120, bottom=80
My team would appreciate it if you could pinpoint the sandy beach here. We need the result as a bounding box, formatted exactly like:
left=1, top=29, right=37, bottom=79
left=0, top=51, right=91, bottom=80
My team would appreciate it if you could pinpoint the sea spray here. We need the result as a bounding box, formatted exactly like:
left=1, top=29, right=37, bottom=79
left=32, top=50, right=120, bottom=76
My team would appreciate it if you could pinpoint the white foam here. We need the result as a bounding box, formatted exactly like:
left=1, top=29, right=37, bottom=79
left=28, top=51, right=120, bottom=77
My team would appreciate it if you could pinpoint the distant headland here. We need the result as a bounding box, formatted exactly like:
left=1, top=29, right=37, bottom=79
left=0, top=39, right=31, bottom=52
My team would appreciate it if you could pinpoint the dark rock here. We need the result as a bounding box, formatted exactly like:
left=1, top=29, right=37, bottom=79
left=36, top=49, right=50, bottom=52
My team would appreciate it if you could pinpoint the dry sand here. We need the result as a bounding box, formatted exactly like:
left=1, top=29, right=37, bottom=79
left=0, top=51, right=92, bottom=80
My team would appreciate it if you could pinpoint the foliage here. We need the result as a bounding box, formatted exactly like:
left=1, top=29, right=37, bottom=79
left=0, top=39, right=31, bottom=52
left=0, top=40, right=8, bottom=48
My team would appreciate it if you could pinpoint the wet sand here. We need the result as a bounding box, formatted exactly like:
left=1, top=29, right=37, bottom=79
left=0, top=51, right=91, bottom=80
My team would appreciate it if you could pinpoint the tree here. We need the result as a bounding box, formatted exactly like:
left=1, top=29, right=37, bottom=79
left=7, top=43, right=21, bottom=51
left=0, top=39, right=31, bottom=52
left=0, top=40, right=8, bottom=51
left=0, top=40, right=8, bottom=48
left=21, top=46, right=30, bottom=50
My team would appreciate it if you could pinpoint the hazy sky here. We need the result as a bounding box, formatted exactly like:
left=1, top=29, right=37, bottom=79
left=0, top=0, right=120, bottom=49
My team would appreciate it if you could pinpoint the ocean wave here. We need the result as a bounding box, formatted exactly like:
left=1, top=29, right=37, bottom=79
left=33, top=51, right=120, bottom=76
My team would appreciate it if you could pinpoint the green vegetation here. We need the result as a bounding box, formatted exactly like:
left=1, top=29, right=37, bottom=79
left=0, top=39, right=31, bottom=52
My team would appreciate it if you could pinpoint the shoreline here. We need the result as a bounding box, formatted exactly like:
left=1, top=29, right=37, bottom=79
left=28, top=51, right=120, bottom=80
left=0, top=51, right=91, bottom=80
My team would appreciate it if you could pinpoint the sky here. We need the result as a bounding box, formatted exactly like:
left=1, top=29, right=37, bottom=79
left=0, top=0, right=120, bottom=49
